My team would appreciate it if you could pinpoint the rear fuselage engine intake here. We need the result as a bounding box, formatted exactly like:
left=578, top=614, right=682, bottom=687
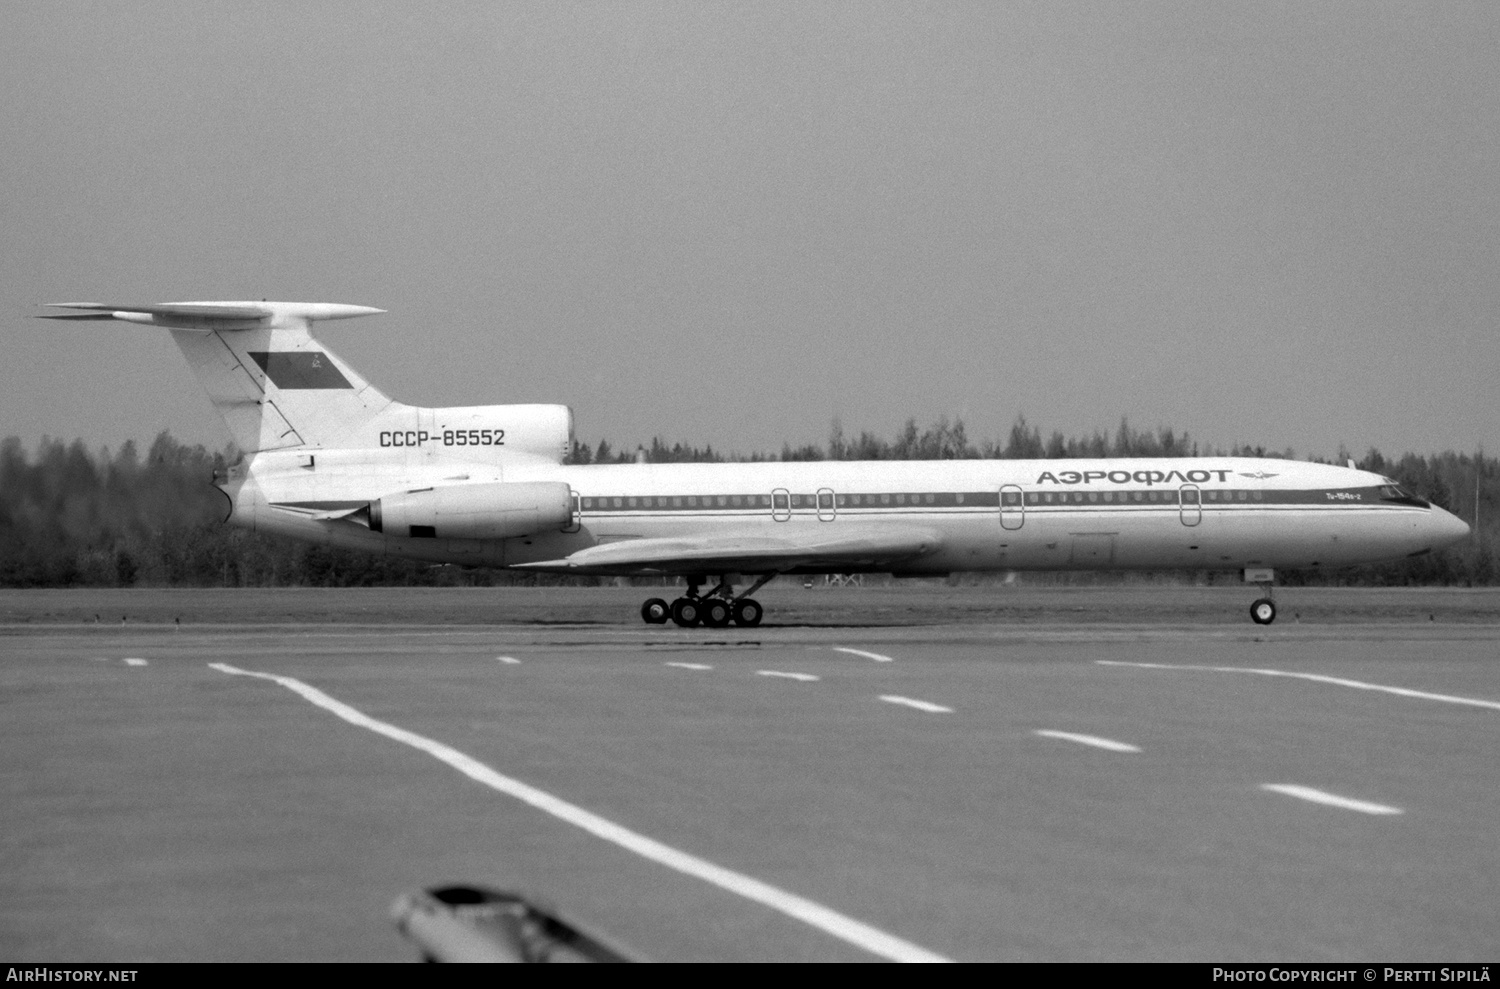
left=369, top=481, right=573, bottom=540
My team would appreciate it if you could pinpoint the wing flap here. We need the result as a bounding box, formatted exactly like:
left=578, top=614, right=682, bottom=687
left=517, top=525, right=943, bottom=575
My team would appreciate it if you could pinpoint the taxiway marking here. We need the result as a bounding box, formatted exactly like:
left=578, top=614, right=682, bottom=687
left=1097, top=661, right=1500, bottom=712
left=665, top=662, right=714, bottom=671
left=879, top=695, right=953, bottom=714
left=123, top=658, right=148, bottom=667
left=832, top=647, right=894, bottom=663
left=758, top=670, right=820, bottom=682
left=494, top=656, right=521, bottom=665
left=207, top=662, right=949, bottom=963
left=1261, top=784, right=1403, bottom=816
left=1035, top=730, right=1140, bottom=753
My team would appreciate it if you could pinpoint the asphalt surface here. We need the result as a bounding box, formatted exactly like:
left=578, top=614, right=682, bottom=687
left=3, top=589, right=1499, bottom=961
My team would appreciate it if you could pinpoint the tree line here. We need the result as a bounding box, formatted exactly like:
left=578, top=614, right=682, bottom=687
left=1, top=417, right=1492, bottom=588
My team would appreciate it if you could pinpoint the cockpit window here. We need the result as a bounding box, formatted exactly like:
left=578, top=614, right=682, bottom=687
left=1378, top=484, right=1430, bottom=508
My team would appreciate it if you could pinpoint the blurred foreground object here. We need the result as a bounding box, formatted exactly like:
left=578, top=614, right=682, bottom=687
left=392, top=885, right=641, bottom=962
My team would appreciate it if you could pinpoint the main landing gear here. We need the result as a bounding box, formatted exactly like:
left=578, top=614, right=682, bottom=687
left=1246, top=567, right=1277, bottom=625
left=640, top=574, right=776, bottom=628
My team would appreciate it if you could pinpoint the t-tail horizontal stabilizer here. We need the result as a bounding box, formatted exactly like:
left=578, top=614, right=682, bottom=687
left=41, top=301, right=391, bottom=453
left=41, top=302, right=384, bottom=329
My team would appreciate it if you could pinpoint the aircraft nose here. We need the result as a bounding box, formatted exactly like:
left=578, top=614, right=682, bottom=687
left=1428, top=506, right=1471, bottom=548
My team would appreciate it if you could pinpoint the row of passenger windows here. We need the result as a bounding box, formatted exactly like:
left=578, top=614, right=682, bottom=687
left=579, top=489, right=1269, bottom=510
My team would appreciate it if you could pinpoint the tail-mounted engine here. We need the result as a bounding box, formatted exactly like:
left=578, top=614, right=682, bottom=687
left=369, top=481, right=573, bottom=540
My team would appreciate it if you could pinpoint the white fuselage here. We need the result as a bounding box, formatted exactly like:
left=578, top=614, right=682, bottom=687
left=219, top=450, right=1469, bottom=577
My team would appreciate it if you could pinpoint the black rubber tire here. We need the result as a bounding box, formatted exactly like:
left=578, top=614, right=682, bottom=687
left=640, top=598, right=670, bottom=624
left=701, top=599, right=732, bottom=628
left=670, top=597, right=702, bottom=627
left=732, top=598, right=764, bottom=627
left=1250, top=598, right=1277, bottom=625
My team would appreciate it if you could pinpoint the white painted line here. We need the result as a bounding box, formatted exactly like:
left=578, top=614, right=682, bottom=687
left=758, top=670, right=820, bottom=682
left=1261, top=784, right=1403, bottom=815
left=123, top=658, right=148, bottom=667
left=833, top=647, right=894, bottom=663
left=879, top=695, right=953, bottom=714
left=665, top=662, right=714, bottom=671
left=207, top=662, right=949, bottom=963
left=495, top=656, right=521, bottom=665
left=1097, top=660, right=1500, bottom=712
left=1035, top=730, right=1140, bottom=753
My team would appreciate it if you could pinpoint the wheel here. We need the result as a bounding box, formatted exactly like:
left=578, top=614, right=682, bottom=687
left=670, top=597, right=702, bottom=627
left=732, top=598, right=764, bottom=627
left=1250, top=598, right=1277, bottom=625
left=640, top=598, right=669, bottom=624
left=701, top=599, right=732, bottom=628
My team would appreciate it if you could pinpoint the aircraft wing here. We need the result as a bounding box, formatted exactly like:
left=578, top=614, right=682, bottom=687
left=515, top=524, right=943, bottom=576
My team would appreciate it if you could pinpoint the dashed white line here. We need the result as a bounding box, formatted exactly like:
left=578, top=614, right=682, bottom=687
left=1261, top=784, right=1403, bottom=815
left=879, top=695, right=953, bottom=714
left=207, top=662, right=949, bottom=963
left=757, top=670, right=820, bottom=682
left=832, top=647, right=894, bottom=663
left=1035, top=730, right=1140, bottom=753
left=494, top=656, right=521, bottom=665
left=123, top=658, right=149, bottom=667
left=665, top=662, right=714, bottom=671
left=1097, top=660, right=1500, bottom=712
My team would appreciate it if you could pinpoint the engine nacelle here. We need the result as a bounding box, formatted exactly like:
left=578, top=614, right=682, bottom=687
left=370, top=481, right=573, bottom=540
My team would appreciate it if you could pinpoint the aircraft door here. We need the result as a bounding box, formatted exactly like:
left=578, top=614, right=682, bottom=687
left=816, top=488, right=837, bottom=522
left=1179, top=484, right=1202, bottom=527
left=1000, top=484, right=1025, bottom=530
left=772, top=488, right=791, bottom=522
left=563, top=489, right=581, bottom=532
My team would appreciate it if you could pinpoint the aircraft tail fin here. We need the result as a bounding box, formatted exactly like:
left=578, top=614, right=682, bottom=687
left=42, top=302, right=395, bottom=453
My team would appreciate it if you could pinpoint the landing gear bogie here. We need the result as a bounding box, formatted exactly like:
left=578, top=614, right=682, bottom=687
left=639, top=574, right=777, bottom=627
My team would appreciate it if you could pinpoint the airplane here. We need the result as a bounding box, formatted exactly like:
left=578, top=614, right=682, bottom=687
left=41, top=300, right=1471, bottom=627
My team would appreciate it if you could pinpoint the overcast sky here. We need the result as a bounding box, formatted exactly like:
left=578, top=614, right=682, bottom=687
left=3, top=1, right=1496, bottom=461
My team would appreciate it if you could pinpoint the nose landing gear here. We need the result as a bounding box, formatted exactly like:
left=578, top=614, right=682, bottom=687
left=640, top=573, right=775, bottom=627
left=1246, top=568, right=1277, bottom=625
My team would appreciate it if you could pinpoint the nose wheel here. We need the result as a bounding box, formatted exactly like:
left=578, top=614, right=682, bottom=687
left=1245, top=568, right=1277, bottom=625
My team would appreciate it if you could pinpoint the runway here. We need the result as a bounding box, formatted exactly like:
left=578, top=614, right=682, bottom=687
left=3, top=587, right=1499, bottom=961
